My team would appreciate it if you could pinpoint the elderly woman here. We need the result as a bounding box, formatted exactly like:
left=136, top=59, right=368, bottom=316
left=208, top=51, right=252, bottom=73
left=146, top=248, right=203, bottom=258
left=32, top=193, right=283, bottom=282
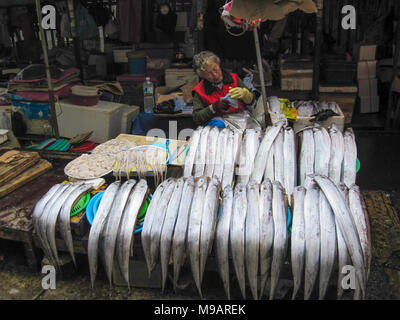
left=191, top=51, right=260, bottom=130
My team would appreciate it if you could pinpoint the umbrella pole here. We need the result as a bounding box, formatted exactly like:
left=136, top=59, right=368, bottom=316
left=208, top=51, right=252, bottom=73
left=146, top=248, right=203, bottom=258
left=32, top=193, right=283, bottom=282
left=35, top=0, right=60, bottom=139
left=253, top=27, right=267, bottom=114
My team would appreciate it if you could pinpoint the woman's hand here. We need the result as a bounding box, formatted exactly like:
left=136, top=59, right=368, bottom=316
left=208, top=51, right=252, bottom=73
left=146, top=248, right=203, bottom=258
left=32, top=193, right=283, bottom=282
left=229, top=87, right=254, bottom=104
left=211, top=100, right=230, bottom=114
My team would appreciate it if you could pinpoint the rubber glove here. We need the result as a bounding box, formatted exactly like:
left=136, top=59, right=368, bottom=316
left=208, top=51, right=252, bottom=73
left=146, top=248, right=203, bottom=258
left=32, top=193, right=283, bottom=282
left=228, top=87, right=254, bottom=104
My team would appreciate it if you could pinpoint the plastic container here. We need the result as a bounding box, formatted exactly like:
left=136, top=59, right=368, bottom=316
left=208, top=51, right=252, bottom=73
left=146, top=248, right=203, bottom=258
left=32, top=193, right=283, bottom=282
left=143, top=77, right=154, bottom=113
left=127, top=51, right=147, bottom=75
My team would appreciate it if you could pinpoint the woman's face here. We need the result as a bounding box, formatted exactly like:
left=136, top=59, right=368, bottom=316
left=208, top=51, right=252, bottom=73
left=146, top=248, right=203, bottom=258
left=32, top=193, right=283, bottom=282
left=201, top=61, right=223, bottom=84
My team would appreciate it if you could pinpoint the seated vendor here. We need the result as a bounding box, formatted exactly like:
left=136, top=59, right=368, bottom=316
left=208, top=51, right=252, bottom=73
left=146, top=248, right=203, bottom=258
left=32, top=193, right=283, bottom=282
left=191, top=51, right=260, bottom=130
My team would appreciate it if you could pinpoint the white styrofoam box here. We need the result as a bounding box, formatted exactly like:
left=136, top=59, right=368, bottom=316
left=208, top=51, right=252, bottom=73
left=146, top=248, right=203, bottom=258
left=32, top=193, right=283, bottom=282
left=120, top=105, right=140, bottom=134
left=57, top=99, right=125, bottom=143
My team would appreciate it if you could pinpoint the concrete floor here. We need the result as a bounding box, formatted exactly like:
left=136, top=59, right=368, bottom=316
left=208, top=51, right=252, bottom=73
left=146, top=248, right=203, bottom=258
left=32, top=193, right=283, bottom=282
left=0, top=129, right=399, bottom=300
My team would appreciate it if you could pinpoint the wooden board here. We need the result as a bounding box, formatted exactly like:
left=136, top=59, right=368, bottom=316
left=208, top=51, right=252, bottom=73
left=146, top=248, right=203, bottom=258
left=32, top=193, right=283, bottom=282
left=0, top=150, right=40, bottom=186
left=0, top=159, right=52, bottom=198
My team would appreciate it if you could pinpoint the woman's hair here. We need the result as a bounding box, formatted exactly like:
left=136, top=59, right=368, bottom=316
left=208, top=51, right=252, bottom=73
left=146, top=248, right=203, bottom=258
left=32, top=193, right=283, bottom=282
left=192, top=51, right=221, bottom=76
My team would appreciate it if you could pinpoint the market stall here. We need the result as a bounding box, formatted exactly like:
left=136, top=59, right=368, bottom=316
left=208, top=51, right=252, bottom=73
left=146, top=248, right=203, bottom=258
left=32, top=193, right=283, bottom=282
left=25, top=115, right=370, bottom=300
left=0, top=0, right=398, bottom=302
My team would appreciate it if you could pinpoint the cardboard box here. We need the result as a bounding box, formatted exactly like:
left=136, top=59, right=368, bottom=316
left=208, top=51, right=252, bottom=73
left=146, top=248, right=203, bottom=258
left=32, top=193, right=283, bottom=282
left=358, top=78, right=378, bottom=97
left=354, top=44, right=377, bottom=61
left=357, top=61, right=377, bottom=79
left=292, top=103, right=345, bottom=132
left=268, top=101, right=345, bottom=132
left=155, top=79, right=197, bottom=105
left=165, top=68, right=198, bottom=87
left=360, top=96, right=380, bottom=113
left=319, top=93, right=356, bottom=124
left=281, top=77, right=313, bottom=91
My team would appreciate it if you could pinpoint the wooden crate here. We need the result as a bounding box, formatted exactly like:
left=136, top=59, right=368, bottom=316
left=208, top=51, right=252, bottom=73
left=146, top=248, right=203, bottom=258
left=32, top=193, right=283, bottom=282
left=292, top=103, right=345, bottom=133
left=319, top=93, right=356, bottom=124
left=165, top=68, right=198, bottom=88
left=280, top=65, right=313, bottom=91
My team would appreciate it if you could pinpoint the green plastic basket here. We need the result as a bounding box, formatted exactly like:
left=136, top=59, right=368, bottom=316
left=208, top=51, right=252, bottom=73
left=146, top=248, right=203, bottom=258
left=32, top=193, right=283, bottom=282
left=70, top=193, right=91, bottom=217
left=138, top=196, right=151, bottom=222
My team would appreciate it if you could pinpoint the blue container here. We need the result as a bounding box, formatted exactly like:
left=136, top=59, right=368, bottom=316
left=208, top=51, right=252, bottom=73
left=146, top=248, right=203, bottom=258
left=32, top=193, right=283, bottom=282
left=128, top=57, right=146, bottom=75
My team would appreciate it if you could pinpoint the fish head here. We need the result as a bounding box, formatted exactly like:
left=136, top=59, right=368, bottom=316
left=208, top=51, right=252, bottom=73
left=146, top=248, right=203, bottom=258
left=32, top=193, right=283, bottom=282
left=185, top=176, right=195, bottom=186
left=176, top=177, right=185, bottom=187
left=196, top=177, right=206, bottom=188
left=349, top=184, right=360, bottom=194
left=247, top=180, right=259, bottom=191
left=272, top=180, right=284, bottom=191
left=234, top=183, right=246, bottom=194
left=222, top=185, right=233, bottom=198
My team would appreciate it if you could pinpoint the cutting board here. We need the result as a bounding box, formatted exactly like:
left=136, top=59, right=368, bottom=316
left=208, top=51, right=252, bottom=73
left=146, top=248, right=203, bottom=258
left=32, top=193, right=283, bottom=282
left=0, top=159, right=52, bottom=198
left=0, top=150, right=40, bottom=186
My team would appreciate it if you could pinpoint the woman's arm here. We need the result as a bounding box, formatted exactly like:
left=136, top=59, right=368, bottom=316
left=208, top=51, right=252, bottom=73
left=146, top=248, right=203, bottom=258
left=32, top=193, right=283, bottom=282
left=192, top=92, right=215, bottom=125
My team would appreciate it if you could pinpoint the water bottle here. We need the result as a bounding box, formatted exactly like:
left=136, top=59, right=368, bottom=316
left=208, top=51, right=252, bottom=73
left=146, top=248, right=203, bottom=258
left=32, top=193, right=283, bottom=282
left=143, top=77, right=155, bottom=113
left=0, top=111, right=10, bottom=130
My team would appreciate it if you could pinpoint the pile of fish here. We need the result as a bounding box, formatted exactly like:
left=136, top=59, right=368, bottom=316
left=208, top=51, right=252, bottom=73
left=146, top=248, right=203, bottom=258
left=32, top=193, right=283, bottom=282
left=88, top=179, right=148, bottom=289
left=32, top=120, right=369, bottom=299
left=183, top=121, right=297, bottom=202
left=291, top=176, right=371, bottom=300
left=268, top=96, right=339, bottom=119
left=33, top=182, right=93, bottom=268
left=33, top=178, right=149, bottom=289
left=140, top=176, right=290, bottom=300
left=293, top=100, right=339, bottom=117
left=299, top=125, right=357, bottom=188
left=141, top=176, right=221, bottom=295
left=216, top=179, right=289, bottom=300
left=183, top=126, right=241, bottom=190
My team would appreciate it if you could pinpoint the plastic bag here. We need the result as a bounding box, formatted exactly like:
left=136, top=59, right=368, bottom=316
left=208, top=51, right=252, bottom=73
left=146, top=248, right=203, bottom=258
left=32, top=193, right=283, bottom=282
left=220, top=93, right=238, bottom=108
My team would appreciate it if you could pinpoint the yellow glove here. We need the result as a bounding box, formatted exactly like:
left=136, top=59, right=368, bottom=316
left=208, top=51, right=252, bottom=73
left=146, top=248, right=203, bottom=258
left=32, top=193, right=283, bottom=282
left=229, top=87, right=254, bottom=104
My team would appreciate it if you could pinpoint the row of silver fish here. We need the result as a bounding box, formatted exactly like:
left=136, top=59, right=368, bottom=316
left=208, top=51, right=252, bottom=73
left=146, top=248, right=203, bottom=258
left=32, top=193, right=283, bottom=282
left=142, top=176, right=289, bottom=300
left=299, top=125, right=357, bottom=188
left=183, top=122, right=298, bottom=203
left=141, top=176, right=220, bottom=296
left=184, top=126, right=241, bottom=190
left=88, top=179, right=148, bottom=289
left=216, top=179, right=288, bottom=300
left=291, top=174, right=371, bottom=300
left=33, top=182, right=93, bottom=268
